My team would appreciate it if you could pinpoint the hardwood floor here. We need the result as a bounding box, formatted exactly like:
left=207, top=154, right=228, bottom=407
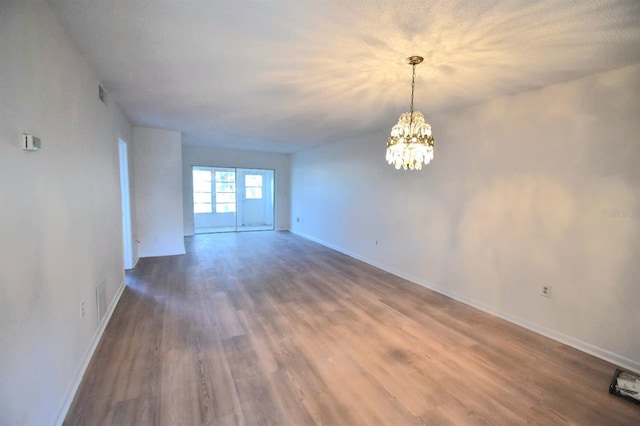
left=65, top=231, right=639, bottom=425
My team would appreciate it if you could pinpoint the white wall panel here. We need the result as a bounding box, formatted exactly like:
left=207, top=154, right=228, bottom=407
left=0, top=1, right=134, bottom=423
left=133, top=127, right=185, bottom=257
left=291, top=65, right=640, bottom=372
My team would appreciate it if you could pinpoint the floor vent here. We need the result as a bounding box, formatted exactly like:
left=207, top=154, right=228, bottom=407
left=96, top=281, right=107, bottom=324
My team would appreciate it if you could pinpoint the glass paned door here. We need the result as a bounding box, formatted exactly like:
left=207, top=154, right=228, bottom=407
left=237, top=169, right=274, bottom=232
left=214, top=170, right=236, bottom=213
left=192, top=166, right=274, bottom=234
left=193, top=166, right=237, bottom=233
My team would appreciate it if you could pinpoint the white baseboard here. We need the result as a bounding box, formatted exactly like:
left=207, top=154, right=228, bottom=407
left=291, top=230, right=640, bottom=375
left=52, top=280, right=127, bottom=426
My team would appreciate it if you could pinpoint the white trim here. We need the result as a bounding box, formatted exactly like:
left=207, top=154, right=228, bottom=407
left=52, top=281, right=127, bottom=426
left=291, top=230, right=640, bottom=375
left=119, top=139, right=134, bottom=270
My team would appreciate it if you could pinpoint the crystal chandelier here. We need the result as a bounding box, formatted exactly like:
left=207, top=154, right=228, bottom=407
left=386, top=56, right=435, bottom=170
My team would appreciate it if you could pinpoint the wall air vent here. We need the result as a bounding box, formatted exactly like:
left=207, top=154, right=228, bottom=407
left=98, top=84, right=107, bottom=104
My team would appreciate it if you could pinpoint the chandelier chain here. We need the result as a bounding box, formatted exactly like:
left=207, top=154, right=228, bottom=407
left=409, top=63, right=416, bottom=123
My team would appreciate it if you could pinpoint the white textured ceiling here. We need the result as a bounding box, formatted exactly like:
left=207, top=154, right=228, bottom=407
left=47, top=0, right=640, bottom=153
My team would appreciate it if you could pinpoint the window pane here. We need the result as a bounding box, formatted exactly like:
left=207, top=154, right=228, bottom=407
left=193, top=192, right=211, bottom=203
left=193, top=170, right=211, bottom=182
left=217, top=193, right=235, bottom=203
left=215, top=182, right=235, bottom=192
left=215, top=171, right=235, bottom=182
left=245, top=174, right=262, bottom=187
left=194, top=203, right=212, bottom=213
left=193, top=180, right=211, bottom=193
left=246, top=187, right=262, bottom=199
left=216, top=203, right=236, bottom=213
left=193, top=169, right=212, bottom=215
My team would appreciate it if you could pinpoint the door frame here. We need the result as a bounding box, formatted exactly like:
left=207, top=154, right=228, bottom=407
left=119, top=139, right=133, bottom=269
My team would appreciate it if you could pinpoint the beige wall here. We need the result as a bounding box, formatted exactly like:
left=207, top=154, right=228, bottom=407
left=0, top=0, right=134, bottom=424
left=291, top=64, right=640, bottom=372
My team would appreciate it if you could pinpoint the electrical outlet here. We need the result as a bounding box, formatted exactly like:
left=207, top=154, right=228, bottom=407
left=296, top=217, right=300, bottom=223
left=80, top=300, right=85, bottom=318
left=541, top=285, right=551, bottom=298
left=375, top=240, right=379, bottom=246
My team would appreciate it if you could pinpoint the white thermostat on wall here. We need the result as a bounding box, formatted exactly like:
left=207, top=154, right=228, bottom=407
left=22, top=134, right=41, bottom=151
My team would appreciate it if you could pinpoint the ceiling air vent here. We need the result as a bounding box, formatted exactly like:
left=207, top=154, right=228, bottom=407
left=98, top=84, right=107, bottom=104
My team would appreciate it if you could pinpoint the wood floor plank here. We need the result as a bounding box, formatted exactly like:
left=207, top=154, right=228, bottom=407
left=64, top=231, right=640, bottom=425
left=212, top=292, right=246, bottom=339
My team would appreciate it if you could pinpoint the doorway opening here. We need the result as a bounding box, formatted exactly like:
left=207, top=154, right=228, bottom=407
left=192, top=166, right=275, bottom=234
left=119, top=139, right=133, bottom=269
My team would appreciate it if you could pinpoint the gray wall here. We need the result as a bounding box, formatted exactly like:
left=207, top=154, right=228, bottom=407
left=291, top=64, right=640, bottom=372
left=0, top=0, right=134, bottom=424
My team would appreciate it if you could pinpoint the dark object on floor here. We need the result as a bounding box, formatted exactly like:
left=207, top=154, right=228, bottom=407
left=609, top=368, right=640, bottom=405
